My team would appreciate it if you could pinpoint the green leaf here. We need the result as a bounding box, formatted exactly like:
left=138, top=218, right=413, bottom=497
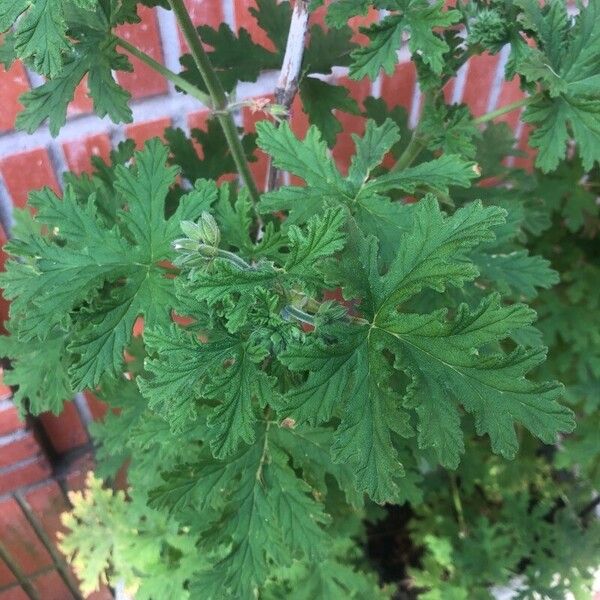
left=249, top=0, right=292, bottom=53
left=0, top=328, right=72, bottom=416
left=16, top=37, right=132, bottom=136
left=349, top=1, right=460, bottom=80
left=156, top=433, right=330, bottom=599
left=383, top=297, right=572, bottom=468
left=0, top=31, right=16, bottom=69
left=140, top=325, right=272, bottom=455
left=299, top=77, right=360, bottom=148
left=525, top=95, right=600, bottom=173
left=360, top=154, right=479, bottom=198
left=420, top=102, right=479, bottom=159
left=0, top=1, right=28, bottom=33
left=472, top=249, right=559, bottom=299
left=271, top=426, right=364, bottom=507
left=349, top=15, right=403, bottom=80
left=180, top=208, right=346, bottom=318
left=303, top=23, right=357, bottom=74
left=13, top=0, right=70, bottom=78
left=256, top=120, right=347, bottom=198
left=377, top=198, right=507, bottom=308
left=181, top=23, right=279, bottom=94
left=165, top=123, right=257, bottom=184
left=284, top=208, right=347, bottom=278
left=1, top=141, right=217, bottom=389
left=280, top=198, right=573, bottom=494
left=257, top=120, right=478, bottom=244
left=520, top=0, right=600, bottom=171
left=325, top=0, right=371, bottom=29
left=348, top=118, right=402, bottom=187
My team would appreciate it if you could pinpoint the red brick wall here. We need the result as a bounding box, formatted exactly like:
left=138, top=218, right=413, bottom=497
left=0, top=1, right=560, bottom=597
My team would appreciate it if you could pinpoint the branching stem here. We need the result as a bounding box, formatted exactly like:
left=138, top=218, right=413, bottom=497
left=168, top=0, right=261, bottom=205
left=450, top=474, right=467, bottom=538
left=473, top=95, right=534, bottom=125
left=392, top=95, right=536, bottom=172
left=115, top=36, right=212, bottom=106
left=266, top=0, right=310, bottom=191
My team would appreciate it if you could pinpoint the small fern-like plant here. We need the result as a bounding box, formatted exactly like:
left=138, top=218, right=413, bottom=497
left=1, top=0, right=599, bottom=597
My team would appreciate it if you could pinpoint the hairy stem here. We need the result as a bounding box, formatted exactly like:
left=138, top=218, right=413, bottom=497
left=256, top=419, right=272, bottom=482
left=266, top=0, right=310, bottom=192
left=391, top=95, right=536, bottom=172
left=283, top=305, right=315, bottom=326
left=391, top=126, right=426, bottom=172
left=168, top=0, right=261, bottom=205
left=115, top=36, right=212, bottom=106
left=450, top=474, right=467, bottom=538
left=473, top=95, right=534, bottom=124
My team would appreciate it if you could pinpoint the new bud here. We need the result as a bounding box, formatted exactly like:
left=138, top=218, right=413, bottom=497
left=180, top=220, right=204, bottom=241
left=197, top=212, right=221, bottom=247
left=172, top=238, right=200, bottom=252
left=179, top=213, right=221, bottom=247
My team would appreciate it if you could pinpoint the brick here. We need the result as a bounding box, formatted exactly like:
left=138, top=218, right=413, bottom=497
left=185, top=0, right=224, bottom=28
left=83, top=391, right=108, bottom=422
left=381, top=61, right=417, bottom=112
left=0, top=148, right=60, bottom=209
left=0, top=556, right=16, bottom=588
left=0, top=456, right=52, bottom=495
left=0, top=404, right=24, bottom=437
left=62, top=452, right=95, bottom=491
left=288, top=94, right=310, bottom=187
left=332, top=76, right=371, bottom=173
left=116, top=6, right=168, bottom=99
left=68, top=78, right=94, bottom=117
left=187, top=109, right=210, bottom=131
left=235, top=0, right=274, bottom=50
left=0, top=497, right=53, bottom=576
left=24, top=480, right=69, bottom=547
left=39, top=402, right=89, bottom=455
left=348, top=8, right=379, bottom=45
left=132, top=316, right=144, bottom=338
left=462, top=53, right=501, bottom=117
left=0, top=372, right=11, bottom=401
left=0, top=432, right=41, bottom=469
left=24, top=482, right=86, bottom=595
left=290, top=93, right=310, bottom=139
left=63, top=134, right=112, bottom=175
left=310, top=1, right=378, bottom=44
left=0, top=586, right=28, bottom=600
left=0, top=60, right=29, bottom=134
left=0, top=225, right=9, bottom=332
left=31, top=570, right=76, bottom=600
left=86, top=588, right=114, bottom=600
left=179, top=0, right=225, bottom=54
left=126, top=117, right=172, bottom=148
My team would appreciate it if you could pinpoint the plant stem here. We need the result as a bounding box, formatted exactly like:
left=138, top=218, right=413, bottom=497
left=391, top=128, right=426, bottom=172
left=167, top=0, right=261, bottom=205
left=283, top=305, right=315, bottom=326
left=391, top=95, right=536, bottom=172
left=115, top=36, right=212, bottom=106
left=473, top=95, right=534, bottom=124
left=256, top=419, right=272, bottom=482
left=266, top=0, right=310, bottom=191
left=450, top=474, right=467, bottom=538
